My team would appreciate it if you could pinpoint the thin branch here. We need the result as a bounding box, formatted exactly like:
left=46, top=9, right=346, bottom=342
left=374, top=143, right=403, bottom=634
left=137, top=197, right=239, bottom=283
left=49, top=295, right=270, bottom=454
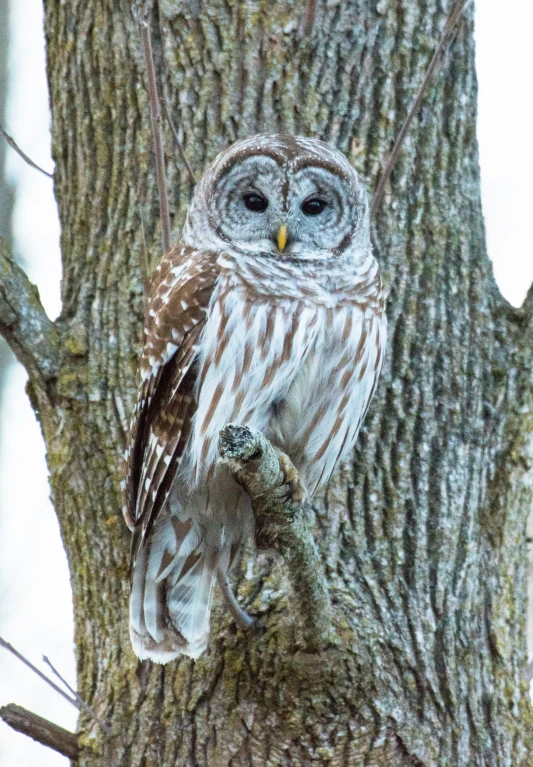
left=138, top=8, right=171, bottom=254
left=0, top=636, right=77, bottom=709
left=161, top=99, right=197, bottom=186
left=0, top=704, right=79, bottom=759
left=298, top=0, right=317, bottom=37
left=43, top=656, right=111, bottom=735
left=139, top=206, right=151, bottom=315
left=0, top=241, right=59, bottom=389
left=0, top=123, right=54, bottom=179
left=371, top=0, right=472, bottom=219
left=0, top=637, right=110, bottom=736
left=110, top=392, right=129, bottom=456
left=218, top=424, right=332, bottom=650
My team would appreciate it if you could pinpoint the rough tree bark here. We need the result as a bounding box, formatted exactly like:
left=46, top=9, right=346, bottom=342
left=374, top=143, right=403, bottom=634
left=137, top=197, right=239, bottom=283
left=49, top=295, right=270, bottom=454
left=1, top=0, right=532, bottom=764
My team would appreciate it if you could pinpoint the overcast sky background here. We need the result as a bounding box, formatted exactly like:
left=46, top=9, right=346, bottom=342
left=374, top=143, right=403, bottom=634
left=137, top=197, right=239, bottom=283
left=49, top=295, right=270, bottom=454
left=1, top=1, right=532, bottom=764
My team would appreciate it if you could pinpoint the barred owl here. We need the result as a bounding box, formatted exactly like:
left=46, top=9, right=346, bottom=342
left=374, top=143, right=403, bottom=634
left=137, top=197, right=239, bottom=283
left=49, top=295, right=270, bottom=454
left=124, top=135, right=386, bottom=663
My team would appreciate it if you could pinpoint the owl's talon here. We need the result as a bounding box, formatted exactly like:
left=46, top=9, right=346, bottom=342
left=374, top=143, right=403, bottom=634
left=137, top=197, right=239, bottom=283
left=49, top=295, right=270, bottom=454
left=278, top=454, right=306, bottom=504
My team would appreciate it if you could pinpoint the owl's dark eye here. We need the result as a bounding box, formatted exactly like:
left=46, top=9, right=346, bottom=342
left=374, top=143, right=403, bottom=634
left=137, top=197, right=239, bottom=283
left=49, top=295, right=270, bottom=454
left=302, top=198, right=327, bottom=216
left=243, top=193, right=268, bottom=213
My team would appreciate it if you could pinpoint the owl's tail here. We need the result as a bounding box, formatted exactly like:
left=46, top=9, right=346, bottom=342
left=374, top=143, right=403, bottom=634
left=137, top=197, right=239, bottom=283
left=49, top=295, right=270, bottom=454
left=129, top=514, right=218, bottom=663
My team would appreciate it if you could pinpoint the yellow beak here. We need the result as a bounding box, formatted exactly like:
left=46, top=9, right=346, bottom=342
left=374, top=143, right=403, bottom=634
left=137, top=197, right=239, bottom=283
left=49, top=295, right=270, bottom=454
left=277, top=224, right=288, bottom=253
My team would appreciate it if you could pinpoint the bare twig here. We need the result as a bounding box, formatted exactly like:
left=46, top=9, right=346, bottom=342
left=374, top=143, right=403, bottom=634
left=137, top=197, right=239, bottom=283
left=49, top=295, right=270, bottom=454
left=216, top=567, right=255, bottom=631
left=371, top=0, right=472, bottom=219
left=0, top=637, right=110, bottom=736
left=0, top=636, right=77, bottom=709
left=140, top=207, right=150, bottom=279
left=138, top=8, right=171, bottom=254
left=0, top=704, right=79, bottom=759
left=299, top=0, right=317, bottom=37
left=139, top=206, right=152, bottom=315
left=0, top=242, right=59, bottom=389
left=110, top=392, right=129, bottom=456
left=0, top=123, right=54, bottom=179
left=218, top=424, right=332, bottom=650
left=43, top=655, right=111, bottom=735
left=162, top=99, right=196, bottom=186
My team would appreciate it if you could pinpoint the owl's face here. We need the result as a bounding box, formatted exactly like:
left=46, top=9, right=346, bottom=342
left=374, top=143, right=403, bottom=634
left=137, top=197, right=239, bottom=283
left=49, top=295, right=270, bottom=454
left=184, top=135, right=369, bottom=262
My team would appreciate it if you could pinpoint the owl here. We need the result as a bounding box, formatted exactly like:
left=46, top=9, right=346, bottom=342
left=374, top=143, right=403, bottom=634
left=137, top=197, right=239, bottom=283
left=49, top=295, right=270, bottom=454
left=123, top=135, right=386, bottom=663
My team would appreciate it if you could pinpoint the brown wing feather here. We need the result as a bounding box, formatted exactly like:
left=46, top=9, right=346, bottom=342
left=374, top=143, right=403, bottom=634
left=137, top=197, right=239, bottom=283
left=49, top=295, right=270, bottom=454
left=123, top=245, right=219, bottom=535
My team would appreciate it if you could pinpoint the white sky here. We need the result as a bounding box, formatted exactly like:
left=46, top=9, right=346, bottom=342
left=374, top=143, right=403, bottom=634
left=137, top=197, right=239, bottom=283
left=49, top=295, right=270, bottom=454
left=0, top=1, right=532, bottom=765
left=475, top=2, right=533, bottom=304
left=0, top=2, right=71, bottom=765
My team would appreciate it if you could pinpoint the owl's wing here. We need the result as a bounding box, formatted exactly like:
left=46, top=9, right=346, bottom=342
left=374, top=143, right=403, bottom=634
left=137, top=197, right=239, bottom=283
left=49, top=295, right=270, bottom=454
left=123, top=245, right=219, bottom=541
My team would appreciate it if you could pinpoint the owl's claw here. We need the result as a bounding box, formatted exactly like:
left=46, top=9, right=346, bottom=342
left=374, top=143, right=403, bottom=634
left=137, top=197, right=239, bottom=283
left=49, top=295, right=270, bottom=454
left=277, top=454, right=306, bottom=505
left=216, top=567, right=254, bottom=631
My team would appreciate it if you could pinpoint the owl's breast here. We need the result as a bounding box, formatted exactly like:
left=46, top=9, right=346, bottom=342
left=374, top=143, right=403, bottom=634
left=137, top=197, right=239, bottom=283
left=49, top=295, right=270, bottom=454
left=187, top=283, right=322, bottom=484
left=187, top=260, right=385, bottom=494
left=266, top=302, right=386, bottom=494
left=217, top=249, right=384, bottom=311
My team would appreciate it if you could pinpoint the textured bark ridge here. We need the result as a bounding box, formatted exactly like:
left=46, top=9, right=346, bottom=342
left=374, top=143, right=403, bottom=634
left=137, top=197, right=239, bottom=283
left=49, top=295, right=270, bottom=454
left=1, top=0, right=530, bottom=764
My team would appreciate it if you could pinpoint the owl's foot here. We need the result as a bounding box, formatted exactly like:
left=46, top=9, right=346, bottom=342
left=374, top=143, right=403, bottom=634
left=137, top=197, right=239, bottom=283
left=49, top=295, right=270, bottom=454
left=277, top=453, right=306, bottom=505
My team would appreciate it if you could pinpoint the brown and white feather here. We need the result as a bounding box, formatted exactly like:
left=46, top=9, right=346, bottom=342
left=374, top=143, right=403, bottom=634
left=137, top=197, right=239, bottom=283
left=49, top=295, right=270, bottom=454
left=123, top=134, right=386, bottom=663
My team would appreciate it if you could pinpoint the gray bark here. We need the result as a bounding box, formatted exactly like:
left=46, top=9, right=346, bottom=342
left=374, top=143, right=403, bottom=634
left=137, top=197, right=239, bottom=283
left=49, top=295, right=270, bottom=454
left=0, top=0, right=532, bottom=764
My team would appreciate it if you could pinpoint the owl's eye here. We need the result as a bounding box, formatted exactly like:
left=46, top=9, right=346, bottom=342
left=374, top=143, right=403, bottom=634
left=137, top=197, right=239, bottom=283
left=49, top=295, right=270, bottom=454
left=243, top=193, right=268, bottom=213
left=302, top=198, right=327, bottom=216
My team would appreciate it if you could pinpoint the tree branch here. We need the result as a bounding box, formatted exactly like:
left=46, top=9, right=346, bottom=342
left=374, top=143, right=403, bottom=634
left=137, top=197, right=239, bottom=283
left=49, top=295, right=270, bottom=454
left=218, top=424, right=332, bottom=650
left=371, top=0, right=472, bottom=219
left=0, top=636, right=110, bottom=736
left=161, top=99, right=197, bottom=186
left=298, top=0, right=317, bottom=37
left=137, top=6, right=171, bottom=254
left=43, top=655, right=111, bottom=735
left=0, top=636, right=78, bottom=708
left=0, top=704, right=79, bottom=759
left=0, top=123, right=54, bottom=179
left=0, top=242, right=59, bottom=389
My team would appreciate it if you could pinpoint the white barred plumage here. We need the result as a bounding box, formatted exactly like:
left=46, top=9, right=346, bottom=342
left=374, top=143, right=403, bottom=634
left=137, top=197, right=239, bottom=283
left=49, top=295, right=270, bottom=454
left=124, top=135, right=386, bottom=663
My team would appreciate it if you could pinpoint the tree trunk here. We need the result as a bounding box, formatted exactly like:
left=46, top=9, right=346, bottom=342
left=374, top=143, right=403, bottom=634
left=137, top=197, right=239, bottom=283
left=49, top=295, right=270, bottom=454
left=2, top=0, right=532, bottom=764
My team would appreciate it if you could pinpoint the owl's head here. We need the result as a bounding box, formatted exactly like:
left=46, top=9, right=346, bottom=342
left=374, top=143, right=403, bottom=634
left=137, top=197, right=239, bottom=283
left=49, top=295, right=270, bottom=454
left=183, top=135, right=369, bottom=262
